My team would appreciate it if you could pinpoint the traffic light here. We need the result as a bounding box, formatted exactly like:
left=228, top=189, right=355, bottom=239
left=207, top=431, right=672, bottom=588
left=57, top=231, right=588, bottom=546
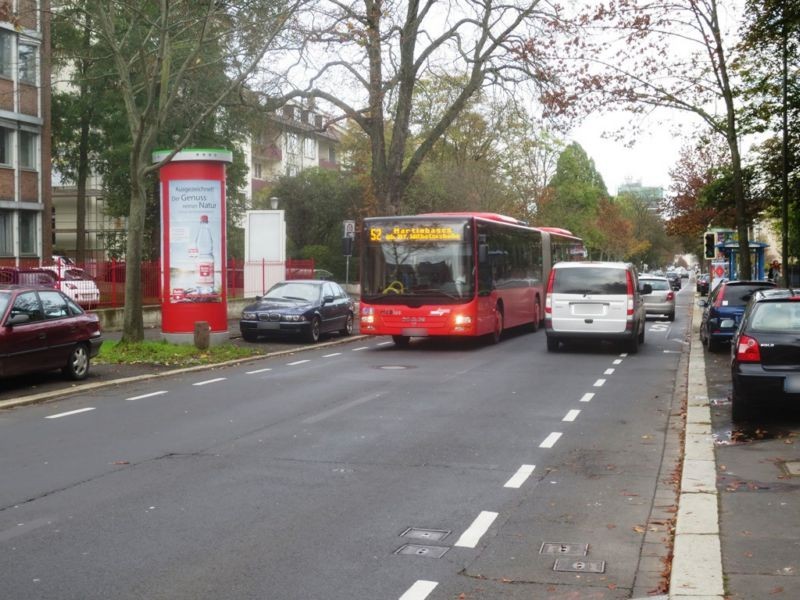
left=704, top=232, right=716, bottom=259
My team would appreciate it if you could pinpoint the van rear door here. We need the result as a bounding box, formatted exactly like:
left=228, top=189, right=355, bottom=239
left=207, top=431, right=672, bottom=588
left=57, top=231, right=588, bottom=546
left=550, top=266, right=630, bottom=334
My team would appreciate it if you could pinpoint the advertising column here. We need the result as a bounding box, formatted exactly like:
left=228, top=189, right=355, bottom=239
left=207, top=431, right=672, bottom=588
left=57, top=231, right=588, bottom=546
left=155, top=149, right=232, bottom=345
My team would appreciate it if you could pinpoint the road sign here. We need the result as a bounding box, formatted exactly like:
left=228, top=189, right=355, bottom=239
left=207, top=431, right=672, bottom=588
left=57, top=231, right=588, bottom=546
left=343, top=220, right=355, bottom=239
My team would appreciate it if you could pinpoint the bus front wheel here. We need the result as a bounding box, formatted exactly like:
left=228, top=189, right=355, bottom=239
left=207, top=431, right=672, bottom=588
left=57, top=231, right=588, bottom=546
left=489, top=307, right=504, bottom=344
left=392, top=335, right=410, bottom=347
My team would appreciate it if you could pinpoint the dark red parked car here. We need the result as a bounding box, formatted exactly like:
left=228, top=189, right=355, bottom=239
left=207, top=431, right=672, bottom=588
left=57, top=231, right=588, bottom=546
left=0, top=284, right=103, bottom=380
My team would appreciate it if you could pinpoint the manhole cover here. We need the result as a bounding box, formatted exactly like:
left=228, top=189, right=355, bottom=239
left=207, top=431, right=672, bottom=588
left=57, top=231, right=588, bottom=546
left=553, top=558, right=605, bottom=573
left=540, top=543, right=588, bottom=556
left=394, top=544, right=449, bottom=558
left=400, top=527, right=451, bottom=542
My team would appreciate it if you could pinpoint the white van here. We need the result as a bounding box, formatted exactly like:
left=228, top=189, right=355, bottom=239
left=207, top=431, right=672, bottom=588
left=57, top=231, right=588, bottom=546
left=544, top=261, right=650, bottom=353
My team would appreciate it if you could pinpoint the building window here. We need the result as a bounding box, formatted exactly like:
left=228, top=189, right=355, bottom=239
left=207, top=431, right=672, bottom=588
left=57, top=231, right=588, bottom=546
left=19, top=131, right=36, bottom=169
left=0, top=210, right=12, bottom=255
left=253, top=162, right=262, bottom=179
left=286, top=133, right=299, bottom=155
left=304, top=137, right=316, bottom=159
left=328, top=147, right=336, bottom=163
left=18, top=43, right=37, bottom=84
left=19, top=211, right=37, bottom=255
left=0, top=127, right=10, bottom=165
left=0, top=31, right=11, bottom=78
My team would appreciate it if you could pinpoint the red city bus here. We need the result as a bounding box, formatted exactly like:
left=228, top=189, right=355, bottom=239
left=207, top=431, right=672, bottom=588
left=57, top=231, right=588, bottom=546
left=359, top=212, right=584, bottom=346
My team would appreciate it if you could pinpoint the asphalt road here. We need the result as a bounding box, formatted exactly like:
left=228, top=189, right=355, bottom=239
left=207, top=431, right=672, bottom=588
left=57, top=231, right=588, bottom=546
left=0, top=286, right=696, bottom=600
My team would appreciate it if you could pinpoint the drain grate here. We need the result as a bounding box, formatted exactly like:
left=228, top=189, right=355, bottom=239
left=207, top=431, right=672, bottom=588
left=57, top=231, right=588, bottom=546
left=553, top=558, right=605, bottom=573
left=540, top=542, right=588, bottom=556
left=400, top=527, right=451, bottom=542
left=394, top=544, right=449, bottom=558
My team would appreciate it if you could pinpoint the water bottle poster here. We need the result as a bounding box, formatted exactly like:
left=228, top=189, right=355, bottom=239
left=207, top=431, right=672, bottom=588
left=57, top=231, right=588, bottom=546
left=167, top=179, right=223, bottom=303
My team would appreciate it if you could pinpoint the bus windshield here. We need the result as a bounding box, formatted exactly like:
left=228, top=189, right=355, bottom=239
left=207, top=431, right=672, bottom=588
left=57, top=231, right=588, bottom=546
left=362, top=220, right=474, bottom=302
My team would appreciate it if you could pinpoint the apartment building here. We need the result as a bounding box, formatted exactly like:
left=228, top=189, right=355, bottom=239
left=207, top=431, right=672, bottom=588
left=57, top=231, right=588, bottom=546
left=243, top=103, right=342, bottom=203
left=0, top=0, right=51, bottom=264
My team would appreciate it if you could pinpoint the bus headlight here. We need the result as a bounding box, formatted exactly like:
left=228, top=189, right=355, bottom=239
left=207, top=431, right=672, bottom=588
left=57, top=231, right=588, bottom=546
left=453, top=314, right=472, bottom=326
left=361, top=306, right=375, bottom=324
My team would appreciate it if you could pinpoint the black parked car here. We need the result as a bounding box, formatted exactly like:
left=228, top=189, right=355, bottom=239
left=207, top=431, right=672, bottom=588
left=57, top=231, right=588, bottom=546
left=696, top=273, right=710, bottom=296
left=699, top=280, right=776, bottom=351
left=239, top=280, right=355, bottom=343
left=665, top=271, right=681, bottom=291
left=730, top=288, right=800, bottom=421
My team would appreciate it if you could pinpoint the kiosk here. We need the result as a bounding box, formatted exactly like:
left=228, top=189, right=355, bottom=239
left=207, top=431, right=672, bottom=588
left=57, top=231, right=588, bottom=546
left=154, top=148, right=232, bottom=345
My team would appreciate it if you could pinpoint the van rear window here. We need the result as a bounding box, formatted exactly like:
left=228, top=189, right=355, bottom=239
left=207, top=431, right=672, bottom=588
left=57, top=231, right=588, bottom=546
left=553, top=268, right=628, bottom=295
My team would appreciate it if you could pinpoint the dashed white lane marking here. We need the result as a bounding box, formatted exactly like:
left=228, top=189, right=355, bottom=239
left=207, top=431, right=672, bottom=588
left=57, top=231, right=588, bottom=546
left=454, top=511, right=499, bottom=548
left=539, top=432, right=562, bottom=448
left=604, top=368, right=615, bottom=375
left=580, top=393, right=595, bottom=403
left=46, top=407, right=95, bottom=419
left=246, top=367, right=272, bottom=374
left=352, top=346, right=369, bottom=352
left=287, top=360, right=310, bottom=366
left=593, top=379, right=606, bottom=387
left=193, top=378, right=227, bottom=386
left=322, top=353, right=341, bottom=358
left=377, top=341, right=393, bottom=346
left=613, top=359, right=623, bottom=365
left=399, top=580, right=438, bottom=600
left=126, top=391, right=167, bottom=401
left=620, top=353, right=628, bottom=357
left=563, top=409, right=581, bottom=422
left=504, top=464, right=536, bottom=489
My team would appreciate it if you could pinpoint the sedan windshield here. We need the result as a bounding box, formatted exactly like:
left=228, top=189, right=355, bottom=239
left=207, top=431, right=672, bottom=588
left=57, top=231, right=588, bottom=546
left=265, top=282, right=320, bottom=303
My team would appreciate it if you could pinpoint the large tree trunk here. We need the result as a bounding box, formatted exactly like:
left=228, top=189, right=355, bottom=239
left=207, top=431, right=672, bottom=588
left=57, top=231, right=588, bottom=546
left=120, top=165, right=147, bottom=343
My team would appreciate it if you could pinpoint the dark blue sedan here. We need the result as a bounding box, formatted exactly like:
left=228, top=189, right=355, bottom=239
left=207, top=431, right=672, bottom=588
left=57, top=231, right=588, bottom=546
left=699, top=280, right=776, bottom=351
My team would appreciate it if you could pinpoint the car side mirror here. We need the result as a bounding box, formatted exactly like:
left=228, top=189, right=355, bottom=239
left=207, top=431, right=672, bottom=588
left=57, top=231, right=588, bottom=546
left=640, top=283, right=652, bottom=295
left=6, top=313, right=30, bottom=326
left=697, top=299, right=708, bottom=308
left=323, top=294, right=335, bottom=304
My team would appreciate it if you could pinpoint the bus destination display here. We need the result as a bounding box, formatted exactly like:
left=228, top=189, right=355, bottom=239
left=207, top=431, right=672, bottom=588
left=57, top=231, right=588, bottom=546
left=369, top=225, right=462, bottom=243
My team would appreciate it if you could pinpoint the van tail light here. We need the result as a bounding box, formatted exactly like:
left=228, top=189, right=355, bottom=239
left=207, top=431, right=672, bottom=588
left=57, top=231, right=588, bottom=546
left=735, top=334, right=761, bottom=363
left=545, top=268, right=556, bottom=314
left=666, top=291, right=675, bottom=301
left=625, top=271, right=634, bottom=316
left=713, top=284, right=726, bottom=308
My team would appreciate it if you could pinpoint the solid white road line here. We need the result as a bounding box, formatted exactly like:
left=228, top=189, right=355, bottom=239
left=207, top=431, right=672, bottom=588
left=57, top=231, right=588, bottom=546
left=504, top=464, right=536, bottom=489
left=539, top=432, right=562, bottom=448
left=398, top=580, right=438, bottom=600
left=287, top=360, right=310, bottom=366
left=580, top=392, right=595, bottom=403
left=126, top=391, right=167, bottom=401
left=193, top=378, right=227, bottom=386
left=46, top=407, right=95, bottom=419
left=322, top=353, right=341, bottom=358
left=454, top=511, right=499, bottom=548
left=563, top=409, right=581, bottom=422
left=246, top=367, right=272, bottom=374
left=593, top=379, right=606, bottom=387
left=604, top=368, right=615, bottom=375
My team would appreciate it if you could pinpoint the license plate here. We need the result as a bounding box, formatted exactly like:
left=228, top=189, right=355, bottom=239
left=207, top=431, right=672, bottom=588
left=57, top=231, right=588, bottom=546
left=572, top=303, right=604, bottom=316
left=784, top=375, right=800, bottom=393
left=402, top=328, right=428, bottom=336
left=260, top=322, right=280, bottom=330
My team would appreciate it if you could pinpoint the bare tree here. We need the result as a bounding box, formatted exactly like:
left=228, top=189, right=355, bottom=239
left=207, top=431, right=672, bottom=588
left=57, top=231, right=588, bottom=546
left=283, top=0, right=562, bottom=215
left=546, top=0, right=755, bottom=276
left=60, top=0, right=305, bottom=342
